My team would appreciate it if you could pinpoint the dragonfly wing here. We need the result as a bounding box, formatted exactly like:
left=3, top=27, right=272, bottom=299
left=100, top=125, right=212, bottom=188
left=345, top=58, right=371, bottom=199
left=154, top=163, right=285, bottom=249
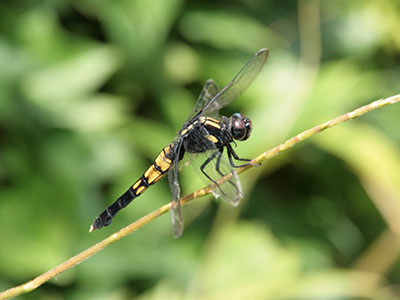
left=186, top=149, right=243, bottom=206
left=187, top=79, right=219, bottom=122
left=168, top=155, right=184, bottom=238
left=201, top=48, right=268, bottom=117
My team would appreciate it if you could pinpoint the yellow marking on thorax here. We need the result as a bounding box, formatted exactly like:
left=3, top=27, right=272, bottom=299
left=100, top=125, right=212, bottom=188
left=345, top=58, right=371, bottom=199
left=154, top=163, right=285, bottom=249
left=200, top=117, right=221, bottom=129
left=180, top=128, right=188, bottom=136
left=206, top=135, right=219, bottom=144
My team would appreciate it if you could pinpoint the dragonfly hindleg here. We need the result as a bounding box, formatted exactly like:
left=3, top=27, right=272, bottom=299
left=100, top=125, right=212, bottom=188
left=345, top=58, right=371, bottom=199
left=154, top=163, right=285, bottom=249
left=200, top=150, right=226, bottom=196
left=215, top=148, right=239, bottom=192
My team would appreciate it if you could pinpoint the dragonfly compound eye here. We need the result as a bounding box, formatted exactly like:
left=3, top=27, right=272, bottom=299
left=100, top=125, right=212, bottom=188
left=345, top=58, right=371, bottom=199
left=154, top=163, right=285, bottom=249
left=231, top=113, right=252, bottom=141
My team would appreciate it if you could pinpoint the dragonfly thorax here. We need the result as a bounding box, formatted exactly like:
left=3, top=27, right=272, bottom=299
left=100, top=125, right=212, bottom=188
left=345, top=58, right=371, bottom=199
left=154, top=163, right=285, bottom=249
left=229, top=113, right=252, bottom=141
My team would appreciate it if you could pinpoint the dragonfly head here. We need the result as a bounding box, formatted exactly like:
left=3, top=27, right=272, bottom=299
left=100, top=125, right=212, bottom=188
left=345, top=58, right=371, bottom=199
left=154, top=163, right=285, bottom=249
left=230, top=113, right=252, bottom=141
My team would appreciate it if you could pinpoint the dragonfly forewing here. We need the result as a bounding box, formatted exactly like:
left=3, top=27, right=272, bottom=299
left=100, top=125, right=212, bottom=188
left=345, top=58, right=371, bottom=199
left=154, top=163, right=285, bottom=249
left=201, top=48, right=268, bottom=117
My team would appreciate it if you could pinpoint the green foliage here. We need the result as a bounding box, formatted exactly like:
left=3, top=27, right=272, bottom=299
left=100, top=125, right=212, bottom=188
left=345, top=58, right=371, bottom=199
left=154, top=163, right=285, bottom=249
left=1, top=0, right=399, bottom=299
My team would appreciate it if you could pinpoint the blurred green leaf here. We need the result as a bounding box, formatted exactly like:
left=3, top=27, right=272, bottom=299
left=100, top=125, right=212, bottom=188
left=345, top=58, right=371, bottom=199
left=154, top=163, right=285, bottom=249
left=316, top=122, right=400, bottom=229
left=22, top=45, right=121, bottom=103
left=179, top=11, right=283, bottom=52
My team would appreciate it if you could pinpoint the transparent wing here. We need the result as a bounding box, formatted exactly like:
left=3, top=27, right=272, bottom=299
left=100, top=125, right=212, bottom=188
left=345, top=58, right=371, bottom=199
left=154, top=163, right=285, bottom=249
left=199, top=48, right=268, bottom=118
left=187, top=127, right=243, bottom=206
left=187, top=79, right=219, bottom=122
left=168, top=153, right=184, bottom=238
left=190, top=149, right=243, bottom=206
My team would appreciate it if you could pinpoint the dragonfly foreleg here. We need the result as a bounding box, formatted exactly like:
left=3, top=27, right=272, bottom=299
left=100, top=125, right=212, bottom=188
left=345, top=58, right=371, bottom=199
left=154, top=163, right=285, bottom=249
left=227, top=144, right=260, bottom=167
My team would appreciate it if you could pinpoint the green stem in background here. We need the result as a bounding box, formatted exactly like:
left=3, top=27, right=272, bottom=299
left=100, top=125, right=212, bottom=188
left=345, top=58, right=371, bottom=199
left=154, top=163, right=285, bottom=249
left=0, top=94, right=399, bottom=300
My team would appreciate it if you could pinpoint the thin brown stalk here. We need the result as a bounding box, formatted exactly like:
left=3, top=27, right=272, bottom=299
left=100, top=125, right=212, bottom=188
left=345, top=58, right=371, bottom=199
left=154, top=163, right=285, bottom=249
left=0, top=94, right=399, bottom=300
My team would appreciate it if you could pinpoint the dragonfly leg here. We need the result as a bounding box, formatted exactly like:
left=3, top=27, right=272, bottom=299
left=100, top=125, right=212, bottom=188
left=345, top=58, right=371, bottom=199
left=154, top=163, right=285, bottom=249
left=227, top=144, right=260, bottom=167
left=200, top=150, right=226, bottom=196
left=214, top=149, right=226, bottom=177
left=215, top=148, right=241, bottom=194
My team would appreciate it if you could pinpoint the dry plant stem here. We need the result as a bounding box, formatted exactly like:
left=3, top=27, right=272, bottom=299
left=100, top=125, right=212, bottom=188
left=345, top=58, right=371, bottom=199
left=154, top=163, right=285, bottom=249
left=0, top=94, right=399, bottom=300
left=0, top=188, right=209, bottom=300
left=240, top=94, right=400, bottom=173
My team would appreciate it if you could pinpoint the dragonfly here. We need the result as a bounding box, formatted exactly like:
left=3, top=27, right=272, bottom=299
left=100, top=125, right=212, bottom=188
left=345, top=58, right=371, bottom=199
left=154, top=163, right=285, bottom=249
left=90, top=48, right=269, bottom=237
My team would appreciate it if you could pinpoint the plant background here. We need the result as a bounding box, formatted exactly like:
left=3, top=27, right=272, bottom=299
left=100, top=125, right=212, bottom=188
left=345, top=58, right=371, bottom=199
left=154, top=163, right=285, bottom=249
left=1, top=0, right=400, bottom=299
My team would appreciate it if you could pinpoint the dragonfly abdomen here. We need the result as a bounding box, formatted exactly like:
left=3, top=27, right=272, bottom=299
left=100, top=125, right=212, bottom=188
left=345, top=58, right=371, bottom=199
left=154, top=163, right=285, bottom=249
left=89, top=144, right=175, bottom=232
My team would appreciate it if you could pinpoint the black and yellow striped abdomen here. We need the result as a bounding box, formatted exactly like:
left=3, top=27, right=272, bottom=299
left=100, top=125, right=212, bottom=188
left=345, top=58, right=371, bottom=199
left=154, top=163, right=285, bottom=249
left=90, top=144, right=175, bottom=231
left=131, top=144, right=173, bottom=194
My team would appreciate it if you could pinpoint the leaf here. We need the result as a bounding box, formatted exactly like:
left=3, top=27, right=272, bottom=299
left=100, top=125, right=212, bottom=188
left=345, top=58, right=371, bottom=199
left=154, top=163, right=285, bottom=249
left=22, top=45, right=121, bottom=103
left=315, top=122, right=400, bottom=230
